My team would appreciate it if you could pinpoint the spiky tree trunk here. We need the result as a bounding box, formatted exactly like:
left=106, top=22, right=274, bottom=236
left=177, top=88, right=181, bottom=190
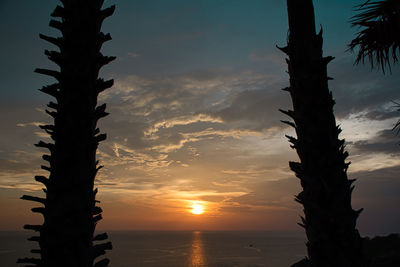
left=19, top=1, right=115, bottom=266
left=280, top=1, right=365, bottom=266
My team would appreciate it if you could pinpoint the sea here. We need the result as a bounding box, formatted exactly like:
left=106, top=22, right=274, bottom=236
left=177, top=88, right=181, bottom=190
left=0, top=231, right=307, bottom=267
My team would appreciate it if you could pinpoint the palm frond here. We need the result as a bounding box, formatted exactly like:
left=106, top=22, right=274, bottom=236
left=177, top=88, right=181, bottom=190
left=349, top=0, right=400, bottom=74
left=391, top=101, right=400, bottom=134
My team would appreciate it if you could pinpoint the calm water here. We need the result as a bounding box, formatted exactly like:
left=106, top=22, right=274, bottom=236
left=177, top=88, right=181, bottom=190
left=1, top=231, right=307, bottom=267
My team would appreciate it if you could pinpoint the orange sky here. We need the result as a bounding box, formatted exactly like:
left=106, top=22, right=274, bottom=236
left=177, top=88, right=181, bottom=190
left=1, top=0, right=400, bottom=234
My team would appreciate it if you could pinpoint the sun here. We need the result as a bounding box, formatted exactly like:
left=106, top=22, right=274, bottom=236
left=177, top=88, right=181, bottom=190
left=191, top=203, right=205, bottom=215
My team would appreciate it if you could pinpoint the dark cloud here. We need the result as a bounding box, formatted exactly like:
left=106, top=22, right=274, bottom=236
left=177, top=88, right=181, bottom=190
left=363, top=110, right=398, bottom=121
left=228, top=178, right=301, bottom=209
left=2, top=0, right=400, bottom=232
left=350, top=165, right=400, bottom=234
left=101, top=114, right=149, bottom=150
left=198, top=195, right=226, bottom=202
left=0, top=104, right=48, bottom=183
left=219, top=205, right=252, bottom=213
left=351, top=129, right=400, bottom=155
left=329, top=56, right=400, bottom=119
left=0, top=158, right=36, bottom=174
left=98, top=69, right=288, bottom=161
left=215, top=86, right=290, bottom=131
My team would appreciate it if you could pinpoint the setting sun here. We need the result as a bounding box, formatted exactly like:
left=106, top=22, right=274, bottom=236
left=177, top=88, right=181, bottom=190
left=191, top=204, right=205, bottom=215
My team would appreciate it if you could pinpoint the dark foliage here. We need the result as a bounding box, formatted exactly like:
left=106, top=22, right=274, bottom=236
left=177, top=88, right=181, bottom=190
left=292, top=234, right=400, bottom=267
left=349, top=0, right=400, bottom=74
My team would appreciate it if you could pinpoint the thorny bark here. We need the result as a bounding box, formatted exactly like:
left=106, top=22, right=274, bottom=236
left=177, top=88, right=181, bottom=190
left=19, top=1, right=114, bottom=266
left=281, top=1, right=366, bottom=266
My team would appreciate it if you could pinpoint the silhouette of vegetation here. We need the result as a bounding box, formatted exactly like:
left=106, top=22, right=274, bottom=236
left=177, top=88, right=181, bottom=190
left=349, top=0, right=400, bottom=74
left=18, top=1, right=115, bottom=266
left=280, top=0, right=365, bottom=266
left=362, top=234, right=400, bottom=266
left=349, top=0, right=400, bottom=134
left=348, top=2, right=400, bottom=266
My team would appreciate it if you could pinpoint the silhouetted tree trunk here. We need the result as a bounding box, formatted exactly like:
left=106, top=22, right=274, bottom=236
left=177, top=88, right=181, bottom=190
left=19, top=1, right=115, bottom=266
left=280, top=1, right=365, bottom=266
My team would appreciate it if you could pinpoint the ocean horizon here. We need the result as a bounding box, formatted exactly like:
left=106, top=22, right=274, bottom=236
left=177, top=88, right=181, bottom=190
left=1, top=230, right=307, bottom=267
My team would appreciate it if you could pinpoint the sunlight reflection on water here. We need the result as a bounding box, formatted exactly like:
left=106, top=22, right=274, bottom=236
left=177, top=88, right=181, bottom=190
left=189, top=231, right=206, bottom=267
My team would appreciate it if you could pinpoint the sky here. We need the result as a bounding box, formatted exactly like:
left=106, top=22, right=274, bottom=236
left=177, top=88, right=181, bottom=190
left=0, top=0, right=399, bottom=234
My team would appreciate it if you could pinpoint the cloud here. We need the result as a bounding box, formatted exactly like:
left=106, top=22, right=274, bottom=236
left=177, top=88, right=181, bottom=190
left=3, top=52, right=400, bottom=232
left=351, top=129, right=400, bottom=155
left=0, top=155, right=46, bottom=192
left=249, top=50, right=286, bottom=66
left=127, top=52, right=141, bottom=58
left=234, top=178, right=300, bottom=207
left=350, top=165, right=400, bottom=234
left=99, top=142, right=174, bottom=169
left=215, top=87, right=289, bottom=131
left=337, top=115, right=400, bottom=172
left=145, top=113, right=223, bottom=136
left=95, top=69, right=288, bottom=166
left=16, top=122, right=45, bottom=127
left=329, top=56, right=400, bottom=120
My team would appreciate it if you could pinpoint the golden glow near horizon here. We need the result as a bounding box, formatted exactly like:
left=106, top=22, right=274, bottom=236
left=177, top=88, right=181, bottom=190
left=191, top=203, right=205, bottom=215
left=1, top=0, right=400, bottom=235
left=189, top=231, right=206, bottom=266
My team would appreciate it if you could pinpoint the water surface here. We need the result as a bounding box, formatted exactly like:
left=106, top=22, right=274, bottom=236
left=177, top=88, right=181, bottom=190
left=1, top=231, right=307, bottom=267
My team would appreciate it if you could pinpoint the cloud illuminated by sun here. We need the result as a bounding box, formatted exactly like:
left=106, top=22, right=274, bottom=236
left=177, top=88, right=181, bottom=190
left=191, top=203, right=205, bottom=215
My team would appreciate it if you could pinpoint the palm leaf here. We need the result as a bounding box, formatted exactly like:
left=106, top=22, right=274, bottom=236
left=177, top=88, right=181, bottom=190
left=349, top=0, right=400, bottom=73
left=392, top=101, right=400, bottom=134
